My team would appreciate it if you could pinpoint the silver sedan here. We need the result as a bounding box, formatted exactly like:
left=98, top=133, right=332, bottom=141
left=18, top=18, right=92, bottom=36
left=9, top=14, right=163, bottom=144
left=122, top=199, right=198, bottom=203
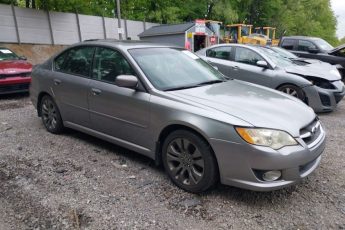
left=30, top=40, right=325, bottom=193
left=197, top=44, right=345, bottom=112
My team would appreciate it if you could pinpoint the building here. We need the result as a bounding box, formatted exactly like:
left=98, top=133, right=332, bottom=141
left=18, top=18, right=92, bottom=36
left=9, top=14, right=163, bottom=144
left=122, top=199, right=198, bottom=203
left=138, top=20, right=220, bottom=52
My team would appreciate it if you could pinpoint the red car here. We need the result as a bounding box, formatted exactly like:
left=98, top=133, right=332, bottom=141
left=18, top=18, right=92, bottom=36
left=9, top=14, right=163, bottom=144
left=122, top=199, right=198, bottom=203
left=0, top=47, right=32, bottom=94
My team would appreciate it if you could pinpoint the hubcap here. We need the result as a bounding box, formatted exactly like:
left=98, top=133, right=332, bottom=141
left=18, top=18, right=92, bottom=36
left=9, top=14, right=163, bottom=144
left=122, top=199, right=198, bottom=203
left=166, top=138, right=204, bottom=185
left=282, top=87, right=298, bottom=97
left=42, top=99, right=57, bottom=130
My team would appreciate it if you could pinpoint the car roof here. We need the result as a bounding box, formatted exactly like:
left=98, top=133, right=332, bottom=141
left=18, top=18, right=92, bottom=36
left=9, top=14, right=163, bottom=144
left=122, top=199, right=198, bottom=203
left=281, top=36, right=321, bottom=40
left=78, top=39, right=181, bottom=50
left=204, top=43, right=263, bottom=52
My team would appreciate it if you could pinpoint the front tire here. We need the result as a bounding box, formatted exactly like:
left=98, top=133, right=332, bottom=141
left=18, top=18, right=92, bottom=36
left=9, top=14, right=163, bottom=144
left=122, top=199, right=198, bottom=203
left=162, top=130, right=218, bottom=193
left=40, top=95, right=64, bottom=134
left=277, top=84, right=305, bottom=101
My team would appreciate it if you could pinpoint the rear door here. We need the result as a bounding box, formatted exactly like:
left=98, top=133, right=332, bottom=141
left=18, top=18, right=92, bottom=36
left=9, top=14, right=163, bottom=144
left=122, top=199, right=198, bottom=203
left=52, top=46, right=95, bottom=127
left=230, top=47, right=275, bottom=87
left=203, top=46, right=234, bottom=77
left=88, top=47, right=151, bottom=148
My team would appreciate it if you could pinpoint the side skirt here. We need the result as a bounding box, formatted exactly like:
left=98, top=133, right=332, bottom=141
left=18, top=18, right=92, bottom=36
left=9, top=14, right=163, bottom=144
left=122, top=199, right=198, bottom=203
left=63, top=121, right=155, bottom=160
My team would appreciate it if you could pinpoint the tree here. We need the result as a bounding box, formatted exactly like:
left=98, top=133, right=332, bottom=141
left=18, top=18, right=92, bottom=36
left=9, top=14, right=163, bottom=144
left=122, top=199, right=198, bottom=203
left=339, top=37, right=345, bottom=45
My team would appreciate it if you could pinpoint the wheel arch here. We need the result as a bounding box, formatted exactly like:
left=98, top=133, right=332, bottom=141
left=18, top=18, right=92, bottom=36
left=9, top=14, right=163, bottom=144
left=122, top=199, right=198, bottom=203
left=155, top=123, right=219, bottom=170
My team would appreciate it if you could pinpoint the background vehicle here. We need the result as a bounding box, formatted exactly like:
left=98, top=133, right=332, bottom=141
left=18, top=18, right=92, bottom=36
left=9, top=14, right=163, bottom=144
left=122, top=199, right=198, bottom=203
left=0, top=47, right=32, bottom=94
left=224, top=24, right=275, bottom=46
left=268, top=46, right=341, bottom=70
left=255, top=27, right=280, bottom=46
left=247, top=33, right=272, bottom=45
left=197, top=44, right=345, bottom=112
left=30, top=40, right=325, bottom=193
left=224, top=24, right=255, bottom=44
left=279, top=36, right=345, bottom=81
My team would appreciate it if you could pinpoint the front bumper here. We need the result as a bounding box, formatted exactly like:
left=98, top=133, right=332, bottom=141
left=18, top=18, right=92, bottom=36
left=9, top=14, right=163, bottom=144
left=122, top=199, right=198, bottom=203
left=210, top=125, right=326, bottom=191
left=303, top=81, right=345, bottom=112
left=0, top=77, right=31, bottom=95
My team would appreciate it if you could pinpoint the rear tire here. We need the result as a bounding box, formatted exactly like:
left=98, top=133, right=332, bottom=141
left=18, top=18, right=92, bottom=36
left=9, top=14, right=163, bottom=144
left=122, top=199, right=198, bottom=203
left=40, top=95, right=64, bottom=134
left=277, top=84, right=305, bottom=101
left=162, top=130, right=218, bottom=193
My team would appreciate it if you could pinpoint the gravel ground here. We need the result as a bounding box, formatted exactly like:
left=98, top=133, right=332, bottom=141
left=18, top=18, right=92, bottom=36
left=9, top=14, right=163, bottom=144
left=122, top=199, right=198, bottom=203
left=0, top=94, right=344, bottom=230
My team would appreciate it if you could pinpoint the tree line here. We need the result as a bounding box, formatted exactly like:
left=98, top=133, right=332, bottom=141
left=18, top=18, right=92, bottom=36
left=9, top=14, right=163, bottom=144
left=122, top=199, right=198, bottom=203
left=0, top=0, right=343, bottom=45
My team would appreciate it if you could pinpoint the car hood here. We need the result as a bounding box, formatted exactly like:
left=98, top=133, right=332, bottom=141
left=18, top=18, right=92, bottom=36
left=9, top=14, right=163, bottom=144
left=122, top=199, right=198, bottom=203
left=284, top=65, right=341, bottom=81
left=168, top=80, right=315, bottom=137
left=0, top=60, right=32, bottom=74
left=329, top=44, right=345, bottom=54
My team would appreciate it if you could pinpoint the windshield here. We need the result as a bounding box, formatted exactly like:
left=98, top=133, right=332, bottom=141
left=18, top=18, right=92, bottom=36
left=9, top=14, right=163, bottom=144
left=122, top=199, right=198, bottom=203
left=0, top=48, right=19, bottom=61
left=129, top=48, right=226, bottom=91
left=270, top=47, right=297, bottom=59
left=314, top=38, right=333, bottom=51
left=258, top=47, right=295, bottom=67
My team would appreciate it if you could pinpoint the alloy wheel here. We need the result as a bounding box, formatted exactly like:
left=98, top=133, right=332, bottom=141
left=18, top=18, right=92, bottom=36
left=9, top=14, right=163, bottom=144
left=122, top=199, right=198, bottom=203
left=166, top=138, right=205, bottom=185
left=41, top=98, right=58, bottom=131
left=281, top=87, right=298, bottom=97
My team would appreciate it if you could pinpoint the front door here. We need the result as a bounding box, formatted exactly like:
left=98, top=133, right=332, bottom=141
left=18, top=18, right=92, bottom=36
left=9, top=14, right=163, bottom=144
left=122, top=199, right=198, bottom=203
left=230, top=47, right=274, bottom=87
left=88, top=47, right=151, bottom=149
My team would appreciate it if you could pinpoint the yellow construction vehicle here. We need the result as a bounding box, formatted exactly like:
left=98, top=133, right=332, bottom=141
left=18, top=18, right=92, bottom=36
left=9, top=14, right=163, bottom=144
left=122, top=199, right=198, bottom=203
left=224, top=24, right=253, bottom=44
left=224, top=24, right=269, bottom=45
left=254, top=26, right=280, bottom=46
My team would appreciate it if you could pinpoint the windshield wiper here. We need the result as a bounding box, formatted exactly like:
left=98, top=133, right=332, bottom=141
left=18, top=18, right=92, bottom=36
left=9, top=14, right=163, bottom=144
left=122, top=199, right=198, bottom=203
left=164, top=79, right=225, bottom=91
left=195, top=79, right=225, bottom=86
left=164, top=85, right=201, bottom=91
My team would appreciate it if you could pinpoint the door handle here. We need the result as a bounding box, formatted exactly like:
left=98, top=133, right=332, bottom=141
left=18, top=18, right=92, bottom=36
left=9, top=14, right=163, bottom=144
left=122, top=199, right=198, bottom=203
left=232, top=66, right=240, bottom=70
left=91, top=88, right=102, bottom=96
left=54, top=79, right=62, bottom=85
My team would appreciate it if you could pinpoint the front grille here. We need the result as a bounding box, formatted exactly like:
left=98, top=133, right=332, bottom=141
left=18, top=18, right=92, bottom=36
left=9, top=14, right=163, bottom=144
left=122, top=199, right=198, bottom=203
left=319, top=93, right=331, bottom=106
left=0, top=83, right=30, bottom=93
left=299, top=119, right=323, bottom=149
left=0, top=72, right=31, bottom=79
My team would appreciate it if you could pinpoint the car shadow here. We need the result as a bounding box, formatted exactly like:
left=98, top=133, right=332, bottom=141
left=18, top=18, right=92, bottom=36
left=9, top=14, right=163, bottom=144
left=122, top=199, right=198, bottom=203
left=62, top=128, right=160, bottom=170
left=0, top=92, right=29, bottom=100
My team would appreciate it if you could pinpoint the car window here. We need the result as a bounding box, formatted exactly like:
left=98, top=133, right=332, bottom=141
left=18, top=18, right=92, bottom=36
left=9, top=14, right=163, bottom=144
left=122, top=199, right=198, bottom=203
left=234, top=47, right=264, bottom=66
left=0, top=48, right=19, bottom=61
left=54, top=46, right=95, bottom=77
left=281, top=39, right=295, bottom=50
left=92, top=47, right=136, bottom=83
left=206, top=46, right=232, bottom=60
left=297, top=40, right=316, bottom=52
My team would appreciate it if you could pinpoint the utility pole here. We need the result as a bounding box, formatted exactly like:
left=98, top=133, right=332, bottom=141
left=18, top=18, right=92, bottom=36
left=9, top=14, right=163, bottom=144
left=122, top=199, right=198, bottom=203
left=116, top=0, right=123, bottom=40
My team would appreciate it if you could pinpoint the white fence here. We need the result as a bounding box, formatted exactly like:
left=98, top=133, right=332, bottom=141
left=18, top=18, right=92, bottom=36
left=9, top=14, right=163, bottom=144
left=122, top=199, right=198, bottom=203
left=0, top=4, right=159, bottom=45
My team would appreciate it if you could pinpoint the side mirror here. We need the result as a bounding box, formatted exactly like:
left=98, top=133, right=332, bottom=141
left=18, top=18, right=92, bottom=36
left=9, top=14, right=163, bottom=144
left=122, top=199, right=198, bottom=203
left=256, top=60, right=269, bottom=68
left=19, top=56, right=27, bottom=60
left=308, top=47, right=319, bottom=54
left=115, top=75, right=138, bottom=89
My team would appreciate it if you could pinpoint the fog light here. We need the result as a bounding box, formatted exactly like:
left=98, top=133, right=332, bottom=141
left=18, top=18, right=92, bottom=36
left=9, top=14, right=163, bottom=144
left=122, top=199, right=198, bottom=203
left=262, top=170, right=281, bottom=181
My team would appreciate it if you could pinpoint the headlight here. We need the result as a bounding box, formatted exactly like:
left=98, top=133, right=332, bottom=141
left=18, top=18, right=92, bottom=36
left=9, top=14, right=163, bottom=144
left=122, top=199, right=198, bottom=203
left=235, top=127, right=298, bottom=150
left=330, top=69, right=341, bottom=78
left=304, top=76, right=335, bottom=89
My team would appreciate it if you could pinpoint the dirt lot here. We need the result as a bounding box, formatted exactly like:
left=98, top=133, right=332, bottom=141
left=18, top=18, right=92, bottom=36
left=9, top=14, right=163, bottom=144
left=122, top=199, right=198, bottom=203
left=0, top=94, right=344, bottom=230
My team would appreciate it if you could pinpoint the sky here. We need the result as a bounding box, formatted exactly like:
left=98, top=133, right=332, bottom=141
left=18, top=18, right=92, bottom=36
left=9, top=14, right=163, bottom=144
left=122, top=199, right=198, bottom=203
left=331, top=0, right=345, bottom=39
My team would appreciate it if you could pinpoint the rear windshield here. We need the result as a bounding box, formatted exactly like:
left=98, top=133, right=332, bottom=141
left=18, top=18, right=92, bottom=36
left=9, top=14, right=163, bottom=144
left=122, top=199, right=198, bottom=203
left=0, top=48, right=19, bottom=61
